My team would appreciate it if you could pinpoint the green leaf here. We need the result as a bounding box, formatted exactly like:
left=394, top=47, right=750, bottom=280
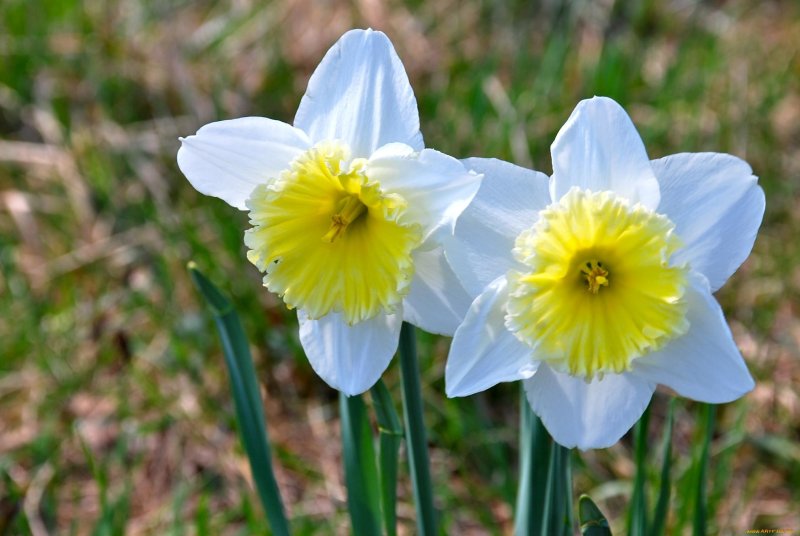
left=340, top=392, right=383, bottom=536
left=371, top=380, right=404, bottom=536
left=578, top=495, right=612, bottom=536
left=628, top=404, right=651, bottom=536
left=692, top=404, right=715, bottom=536
left=188, top=263, right=290, bottom=536
left=650, top=399, right=675, bottom=536
left=540, top=441, right=572, bottom=536
left=514, top=388, right=552, bottom=536
left=398, top=323, right=437, bottom=535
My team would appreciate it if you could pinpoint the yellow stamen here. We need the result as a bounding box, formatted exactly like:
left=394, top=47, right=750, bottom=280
left=321, top=194, right=368, bottom=243
left=581, top=260, right=609, bottom=294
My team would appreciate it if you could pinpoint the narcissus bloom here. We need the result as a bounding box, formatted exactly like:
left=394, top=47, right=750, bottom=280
left=445, top=97, right=764, bottom=449
left=178, top=29, right=480, bottom=395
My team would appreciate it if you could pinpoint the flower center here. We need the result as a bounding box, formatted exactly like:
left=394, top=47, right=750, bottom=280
left=321, top=194, right=368, bottom=243
left=581, top=260, right=609, bottom=294
left=244, top=142, right=422, bottom=324
left=506, top=188, right=689, bottom=378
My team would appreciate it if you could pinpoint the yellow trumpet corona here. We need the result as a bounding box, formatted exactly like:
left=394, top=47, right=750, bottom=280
left=506, top=188, right=689, bottom=378
left=245, top=142, right=422, bottom=325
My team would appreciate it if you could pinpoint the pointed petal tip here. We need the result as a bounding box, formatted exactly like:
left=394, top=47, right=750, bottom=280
left=445, top=362, right=537, bottom=399
left=579, top=95, right=627, bottom=110
left=711, top=369, right=755, bottom=404
left=443, top=367, right=472, bottom=398
left=551, top=95, right=658, bottom=208
left=738, top=373, right=756, bottom=398
left=299, top=311, right=401, bottom=398
left=651, top=152, right=765, bottom=291
left=443, top=361, right=466, bottom=398
left=175, top=117, right=311, bottom=210
left=346, top=27, right=386, bottom=41
left=338, top=381, right=368, bottom=397
left=525, top=367, right=654, bottom=451
left=294, top=27, right=421, bottom=154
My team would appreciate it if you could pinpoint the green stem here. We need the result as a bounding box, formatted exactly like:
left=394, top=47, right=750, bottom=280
left=398, top=322, right=436, bottom=535
left=340, top=392, right=382, bottom=536
left=514, top=387, right=552, bottom=536
left=555, top=445, right=572, bottom=535
left=540, top=441, right=571, bottom=536
left=651, top=399, right=676, bottom=536
left=371, top=380, right=404, bottom=536
left=564, top=451, right=574, bottom=536
left=629, top=403, right=651, bottom=536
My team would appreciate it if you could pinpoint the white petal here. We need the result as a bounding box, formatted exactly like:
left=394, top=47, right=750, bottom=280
left=367, top=144, right=481, bottom=244
left=550, top=97, right=660, bottom=209
left=402, top=247, right=473, bottom=336
left=445, top=277, right=537, bottom=397
left=524, top=364, right=655, bottom=450
left=177, top=117, right=311, bottom=209
left=294, top=29, right=423, bottom=157
left=651, top=153, right=765, bottom=291
left=445, top=157, right=551, bottom=297
left=298, top=310, right=402, bottom=395
left=632, top=272, right=754, bottom=403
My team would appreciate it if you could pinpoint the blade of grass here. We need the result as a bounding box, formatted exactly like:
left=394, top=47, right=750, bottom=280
left=371, top=380, right=404, bottom=536
left=514, top=389, right=552, bottom=536
left=628, top=403, right=651, bottom=536
left=195, top=491, right=211, bottom=536
left=710, top=403, right=748, bottom=524
left=398, top=322, right=436, bottom=535
left=188, top=263, right=290, bottom=536
left=340, top=392, right=383, bottom=536
left=578, top=495, right=612, bottom=536
left=650, top=399, right=675, bottom=536
left=170, top=483, right=188, bottom=536
left=693, top=404, right=715, bottom=536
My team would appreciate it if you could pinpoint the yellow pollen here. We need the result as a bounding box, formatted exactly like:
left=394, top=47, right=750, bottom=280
left=322, top=194, right=368, bottom=243
left=244, top=141, right=422, bottom=324
left=506, top=188, right=689, bottom=378
left=581, top=260, right=609, bottom=294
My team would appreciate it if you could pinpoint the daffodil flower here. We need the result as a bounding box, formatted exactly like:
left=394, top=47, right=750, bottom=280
left=445, top=97, right=764, bottom=449
left=178, top=29, right=480, bottom=395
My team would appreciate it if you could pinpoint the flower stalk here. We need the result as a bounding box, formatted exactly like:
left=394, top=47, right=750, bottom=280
left=398, top=322, right=437, bottom=535
left=629, top=404, right=651, bottom=536
left=370, top=380, right=404, bottom=536
left=514, top=387, right=552, bottom=535
left=340, top=392, right=383, bottom=535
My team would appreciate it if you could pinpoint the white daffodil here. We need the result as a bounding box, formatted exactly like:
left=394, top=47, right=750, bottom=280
left=445, top=96, right=764, bottom=449
left=178, top=29, right=480, bottom=395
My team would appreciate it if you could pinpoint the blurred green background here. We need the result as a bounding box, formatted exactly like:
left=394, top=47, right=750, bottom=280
left=1, top=0, right=798, bottom=533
